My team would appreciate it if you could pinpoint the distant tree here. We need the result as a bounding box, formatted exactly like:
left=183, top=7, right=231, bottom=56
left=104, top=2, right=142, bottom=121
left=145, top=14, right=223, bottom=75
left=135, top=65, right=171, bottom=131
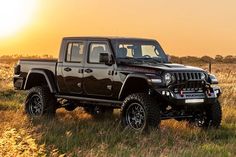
left=215, top=55, right=223, bottom=63
left=223, top=55, right=236, bottom=63
left=200, top=56, right=213, bottom=63
left=169, top=55, right=181, bottom=63
left=187, top=56, right=200, bottom=63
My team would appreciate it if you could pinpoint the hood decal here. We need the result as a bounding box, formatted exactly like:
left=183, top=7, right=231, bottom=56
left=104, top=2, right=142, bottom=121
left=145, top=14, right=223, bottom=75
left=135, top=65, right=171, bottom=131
left=119, top=63, right=204, bottom=72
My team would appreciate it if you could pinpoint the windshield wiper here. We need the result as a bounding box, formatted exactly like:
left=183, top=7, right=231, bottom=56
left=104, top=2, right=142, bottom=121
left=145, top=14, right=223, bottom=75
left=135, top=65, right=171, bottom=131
left=117, top=57, right=165, bottom=65
left=149, top=57, right=164, bottom=63
left=117, top=57, right=144, bottom=64
left=136, top=57, right=163, bottom=64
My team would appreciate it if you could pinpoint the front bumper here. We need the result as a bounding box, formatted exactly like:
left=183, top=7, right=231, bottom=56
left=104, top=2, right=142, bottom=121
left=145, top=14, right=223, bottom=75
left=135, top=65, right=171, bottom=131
left=154, top=86, right=221, bottom=105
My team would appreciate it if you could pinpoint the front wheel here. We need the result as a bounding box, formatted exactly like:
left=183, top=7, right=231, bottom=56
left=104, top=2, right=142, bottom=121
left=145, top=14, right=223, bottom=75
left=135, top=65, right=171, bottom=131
left=188, top=101, right=222, bottom=128
left=121, top=93, right=160, bottom=132
left=25, top=86, right=57, bottom=117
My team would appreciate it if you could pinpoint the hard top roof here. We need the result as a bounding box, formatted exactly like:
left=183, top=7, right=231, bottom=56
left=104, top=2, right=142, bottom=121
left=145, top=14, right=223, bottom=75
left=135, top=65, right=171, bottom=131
left=63, top=36, right=156, bottom=41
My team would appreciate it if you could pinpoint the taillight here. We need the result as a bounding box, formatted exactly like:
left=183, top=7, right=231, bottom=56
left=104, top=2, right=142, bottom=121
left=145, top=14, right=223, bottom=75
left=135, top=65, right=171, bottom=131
left=14, top=64, right=21, bottom=75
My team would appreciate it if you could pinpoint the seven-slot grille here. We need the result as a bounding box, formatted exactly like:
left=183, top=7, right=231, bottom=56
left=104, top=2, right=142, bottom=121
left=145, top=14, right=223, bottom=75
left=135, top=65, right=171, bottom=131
left=172, top=72, right=204, bottom=92
left=173, top=72, right=203, bottom=82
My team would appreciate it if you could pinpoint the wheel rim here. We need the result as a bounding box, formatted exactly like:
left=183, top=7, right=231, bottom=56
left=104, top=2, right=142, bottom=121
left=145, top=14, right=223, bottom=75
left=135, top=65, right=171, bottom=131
left=125, top=102, right=146, bottom=130
left=28, top=94, right=43, bottom=116
left=193, top=111, right=208, bottom=127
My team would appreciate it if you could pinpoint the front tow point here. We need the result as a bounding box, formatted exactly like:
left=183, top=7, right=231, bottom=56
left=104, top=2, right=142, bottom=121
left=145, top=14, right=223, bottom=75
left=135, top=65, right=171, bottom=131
left=180, top=90, right=184, bottom=97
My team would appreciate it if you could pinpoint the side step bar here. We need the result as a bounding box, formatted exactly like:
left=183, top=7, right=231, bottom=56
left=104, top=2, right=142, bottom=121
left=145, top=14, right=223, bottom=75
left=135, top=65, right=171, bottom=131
left=55, top=94, right=123, bottom=107
left=161, top=115, right=193, bottom=120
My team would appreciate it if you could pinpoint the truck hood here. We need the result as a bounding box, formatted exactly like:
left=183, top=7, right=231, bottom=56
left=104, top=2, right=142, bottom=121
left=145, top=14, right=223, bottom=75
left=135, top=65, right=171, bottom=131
left=119, top=63, right=205, bottom=73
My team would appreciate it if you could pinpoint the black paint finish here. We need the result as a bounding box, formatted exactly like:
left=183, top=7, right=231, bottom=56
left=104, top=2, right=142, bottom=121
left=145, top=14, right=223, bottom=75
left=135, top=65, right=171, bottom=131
left=13, top=37, right=220, bottom=107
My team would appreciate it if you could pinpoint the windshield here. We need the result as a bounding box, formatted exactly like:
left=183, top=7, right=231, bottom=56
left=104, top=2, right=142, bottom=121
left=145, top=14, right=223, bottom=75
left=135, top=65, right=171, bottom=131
left=111, top=39, right=168, bottom=64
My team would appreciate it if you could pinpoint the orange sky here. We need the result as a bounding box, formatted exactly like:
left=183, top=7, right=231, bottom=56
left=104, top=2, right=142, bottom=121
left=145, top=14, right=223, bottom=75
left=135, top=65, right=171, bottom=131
left=0, top=0, right=236, bottom=57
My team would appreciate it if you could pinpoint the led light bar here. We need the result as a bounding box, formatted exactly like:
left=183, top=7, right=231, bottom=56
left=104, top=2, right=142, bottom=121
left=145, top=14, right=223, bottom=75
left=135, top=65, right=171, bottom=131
left=185, top=99, right=204, bottom=103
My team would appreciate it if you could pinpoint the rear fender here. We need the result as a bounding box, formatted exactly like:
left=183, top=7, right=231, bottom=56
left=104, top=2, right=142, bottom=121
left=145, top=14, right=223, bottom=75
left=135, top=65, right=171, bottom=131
left=24, top=69, right=57, bottom=93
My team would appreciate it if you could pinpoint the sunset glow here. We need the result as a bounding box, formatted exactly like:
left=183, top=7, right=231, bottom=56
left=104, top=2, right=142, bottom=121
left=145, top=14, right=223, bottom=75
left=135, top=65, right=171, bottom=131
left=0, top=0, right=37, bottom=38
left=0, top=0, right=236, bottom=57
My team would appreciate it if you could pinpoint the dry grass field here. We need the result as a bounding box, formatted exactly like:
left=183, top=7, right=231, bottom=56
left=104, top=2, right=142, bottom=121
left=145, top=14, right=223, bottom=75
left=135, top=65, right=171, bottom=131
left=0, top=62, right=235, bottom=157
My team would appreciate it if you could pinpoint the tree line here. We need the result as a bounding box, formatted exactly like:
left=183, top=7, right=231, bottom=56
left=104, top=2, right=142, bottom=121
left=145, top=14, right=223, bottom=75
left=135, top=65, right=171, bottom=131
left=0, top=54, right=235, bottom=64
left=170, top=55, right=236, bottom=64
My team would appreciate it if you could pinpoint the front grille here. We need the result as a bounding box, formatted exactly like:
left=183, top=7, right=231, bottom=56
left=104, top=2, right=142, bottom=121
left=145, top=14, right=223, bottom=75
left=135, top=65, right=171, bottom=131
left=173, top=72, right=202, bottom=82
left=171, top=72, right=205, bottom=92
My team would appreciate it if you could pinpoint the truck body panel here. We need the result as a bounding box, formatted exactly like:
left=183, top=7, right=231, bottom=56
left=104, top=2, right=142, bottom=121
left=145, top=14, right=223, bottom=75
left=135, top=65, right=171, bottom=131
left=13, top=36, right=221, bottom=112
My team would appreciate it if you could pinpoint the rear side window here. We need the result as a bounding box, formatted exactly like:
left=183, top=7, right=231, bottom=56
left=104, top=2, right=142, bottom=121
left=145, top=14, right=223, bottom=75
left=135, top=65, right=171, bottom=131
left=66, top=42, right=84, bottom=62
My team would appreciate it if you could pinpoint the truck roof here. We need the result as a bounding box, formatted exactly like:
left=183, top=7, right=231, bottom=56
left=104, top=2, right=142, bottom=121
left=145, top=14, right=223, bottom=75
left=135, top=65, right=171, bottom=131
left=63, top=36, right=156, bottom=41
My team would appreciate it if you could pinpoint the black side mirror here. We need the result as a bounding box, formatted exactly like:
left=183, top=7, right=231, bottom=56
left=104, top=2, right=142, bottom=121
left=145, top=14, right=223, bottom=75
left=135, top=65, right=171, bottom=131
left=99, top=53, right=113, bottom=65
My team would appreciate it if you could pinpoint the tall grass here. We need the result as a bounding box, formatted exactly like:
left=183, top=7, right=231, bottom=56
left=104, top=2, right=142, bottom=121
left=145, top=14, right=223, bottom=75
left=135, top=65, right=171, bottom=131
left=0, top=63, right=235, bottom=157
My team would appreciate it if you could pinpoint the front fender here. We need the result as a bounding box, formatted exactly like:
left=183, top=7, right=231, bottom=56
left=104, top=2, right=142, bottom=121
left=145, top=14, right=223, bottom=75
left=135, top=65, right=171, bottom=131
left=118, top=73, right=152, bottom=100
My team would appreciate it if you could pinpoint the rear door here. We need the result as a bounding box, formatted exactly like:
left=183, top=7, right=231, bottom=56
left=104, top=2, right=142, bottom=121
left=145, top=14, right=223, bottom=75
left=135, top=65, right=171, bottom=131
left=60, top=40, right=86, bottom=94
left=83, top=40, right=115, bottom=97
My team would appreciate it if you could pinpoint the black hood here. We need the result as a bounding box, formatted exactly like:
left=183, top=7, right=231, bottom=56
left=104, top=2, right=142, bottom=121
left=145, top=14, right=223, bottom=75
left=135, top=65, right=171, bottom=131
left=119, top=63, right=205, bottom=73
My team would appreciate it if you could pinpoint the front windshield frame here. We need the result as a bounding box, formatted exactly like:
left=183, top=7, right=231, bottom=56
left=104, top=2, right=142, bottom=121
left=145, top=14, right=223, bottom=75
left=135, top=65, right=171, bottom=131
left=111, top=39, right=168, bottom=64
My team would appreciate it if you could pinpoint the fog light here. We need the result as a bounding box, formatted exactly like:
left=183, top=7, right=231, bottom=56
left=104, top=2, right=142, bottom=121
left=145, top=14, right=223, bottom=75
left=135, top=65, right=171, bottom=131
left=162, top=91, right=166, bottom=95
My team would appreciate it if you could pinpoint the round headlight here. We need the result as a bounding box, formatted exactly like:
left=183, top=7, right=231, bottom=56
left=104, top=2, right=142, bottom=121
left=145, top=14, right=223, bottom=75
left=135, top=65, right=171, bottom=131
left=209, top=74, right=218, bottom=84
left=164, top=73, right=172, bottom=85
left=200, top=72, right=206, bottom=80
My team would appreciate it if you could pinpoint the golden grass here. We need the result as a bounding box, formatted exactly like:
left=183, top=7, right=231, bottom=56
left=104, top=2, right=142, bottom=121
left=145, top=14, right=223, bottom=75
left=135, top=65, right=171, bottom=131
left=0, top=63, right=236, bottom=157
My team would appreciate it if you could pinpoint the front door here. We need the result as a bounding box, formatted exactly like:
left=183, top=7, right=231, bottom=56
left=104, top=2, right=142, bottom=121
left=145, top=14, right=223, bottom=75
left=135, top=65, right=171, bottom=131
left=60, top=41, right=85, bottom=94
left=83, top=41, right=114, bottom=97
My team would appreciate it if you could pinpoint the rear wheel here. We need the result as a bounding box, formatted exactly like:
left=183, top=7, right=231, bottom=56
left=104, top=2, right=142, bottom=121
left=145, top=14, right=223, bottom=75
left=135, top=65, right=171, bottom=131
left=121, top=93, right=160, bottom=132
left=25, top=86, right=57, bottom=117
left=188, top=101, right=222, bottom=128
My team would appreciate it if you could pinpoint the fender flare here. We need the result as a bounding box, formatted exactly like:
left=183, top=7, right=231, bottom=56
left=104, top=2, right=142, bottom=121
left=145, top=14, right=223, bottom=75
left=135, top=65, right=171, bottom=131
left=118, top=73, right=152, bottom=100
left=24, top=69, right=57, bottom=93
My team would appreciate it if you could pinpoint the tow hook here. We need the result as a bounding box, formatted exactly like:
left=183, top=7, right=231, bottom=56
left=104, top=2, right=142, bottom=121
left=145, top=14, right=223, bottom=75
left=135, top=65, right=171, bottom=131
left=180, top=89, right=184, bottom=97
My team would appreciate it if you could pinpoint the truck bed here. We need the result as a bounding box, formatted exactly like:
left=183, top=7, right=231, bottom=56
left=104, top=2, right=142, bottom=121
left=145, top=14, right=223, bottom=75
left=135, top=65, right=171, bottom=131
left=18, top=59, right=57, bottom=75
left=13, top=59, right=58, bottom=90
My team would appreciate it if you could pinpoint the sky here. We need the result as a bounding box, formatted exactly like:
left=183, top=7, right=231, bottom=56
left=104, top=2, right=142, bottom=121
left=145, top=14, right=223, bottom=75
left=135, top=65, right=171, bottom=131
left=0, top=0, right=236, bottom=57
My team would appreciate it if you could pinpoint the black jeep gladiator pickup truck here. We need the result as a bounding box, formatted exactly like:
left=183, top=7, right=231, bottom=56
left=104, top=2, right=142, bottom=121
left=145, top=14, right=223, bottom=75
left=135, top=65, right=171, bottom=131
left=13, top=37, right=222, bottom=131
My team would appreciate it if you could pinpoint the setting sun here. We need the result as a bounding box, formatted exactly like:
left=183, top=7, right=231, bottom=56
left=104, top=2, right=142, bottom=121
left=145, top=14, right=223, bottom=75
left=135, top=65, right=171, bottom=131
left=0, top=0, right=38, bottom=38
left=0, top=0, right=236, bottom=57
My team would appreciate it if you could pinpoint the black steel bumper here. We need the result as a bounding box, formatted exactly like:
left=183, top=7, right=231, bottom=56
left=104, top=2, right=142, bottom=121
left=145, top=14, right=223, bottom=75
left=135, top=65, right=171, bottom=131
left=154, top=86, right=221, bottom=105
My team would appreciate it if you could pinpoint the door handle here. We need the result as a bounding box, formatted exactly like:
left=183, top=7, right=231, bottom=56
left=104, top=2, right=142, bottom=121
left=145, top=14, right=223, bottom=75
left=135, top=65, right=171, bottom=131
left=108, top=70, right=114, bottom=75
left=84, top=68, right=93, bottom=73
left=64, top=67, right=72, bottom=72
left=78, top=69, right=84, bottom=73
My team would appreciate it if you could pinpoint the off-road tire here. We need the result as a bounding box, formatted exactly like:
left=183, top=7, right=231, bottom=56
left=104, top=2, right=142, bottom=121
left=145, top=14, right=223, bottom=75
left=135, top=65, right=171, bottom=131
left=25, top=86, right=57, bottom=117
left=205, top=100, right=222, bottom=128
left=188, top=100, right=222, bottom=129
left=121, top=93, right=160, bottom=132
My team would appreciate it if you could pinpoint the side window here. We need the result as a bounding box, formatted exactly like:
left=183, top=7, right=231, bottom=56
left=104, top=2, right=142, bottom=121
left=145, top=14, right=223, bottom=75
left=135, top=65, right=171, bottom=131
left=66, top=42, right=84, bottom=62
left=88, top=43, right=109, bottom=63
